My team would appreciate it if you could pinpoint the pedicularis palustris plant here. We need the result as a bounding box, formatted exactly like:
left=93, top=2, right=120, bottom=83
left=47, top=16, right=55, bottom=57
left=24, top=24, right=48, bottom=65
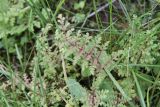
left=35, top=14, right=139, bottom=107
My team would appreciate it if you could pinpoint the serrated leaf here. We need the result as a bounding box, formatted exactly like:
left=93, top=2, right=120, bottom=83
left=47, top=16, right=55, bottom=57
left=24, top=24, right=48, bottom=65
left=67, top=78, right=87, bottom=100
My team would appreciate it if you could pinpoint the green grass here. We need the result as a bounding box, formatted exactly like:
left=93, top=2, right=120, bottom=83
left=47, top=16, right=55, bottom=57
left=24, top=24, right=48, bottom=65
left=0, top=0, right=160, bottom=107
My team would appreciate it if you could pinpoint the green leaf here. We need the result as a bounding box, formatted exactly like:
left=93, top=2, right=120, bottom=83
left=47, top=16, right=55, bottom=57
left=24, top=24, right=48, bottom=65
left=99, top=51, right=110, bottom=64
left=20, top=36, right=29, bottom=45
left=66, top=78, right=87, bottom=100
left=156, top=0, right=160, bottom=3
left=73, top=13, right=85, bottom=23
left=74, top=1, right=85, bottom=10
left=82, top=67, right=92, bottom=77
left=81, top=61, right=92, bottom=77
left=0, top=0, right=9, bottom=13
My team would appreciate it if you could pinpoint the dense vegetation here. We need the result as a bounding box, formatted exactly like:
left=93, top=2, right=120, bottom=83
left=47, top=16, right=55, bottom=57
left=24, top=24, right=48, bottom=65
left=0, top=0, right=160, bottom=107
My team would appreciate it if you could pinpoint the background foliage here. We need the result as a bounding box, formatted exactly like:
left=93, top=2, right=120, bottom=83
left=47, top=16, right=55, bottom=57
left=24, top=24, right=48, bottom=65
left=0, top=0, right=160, bottom=107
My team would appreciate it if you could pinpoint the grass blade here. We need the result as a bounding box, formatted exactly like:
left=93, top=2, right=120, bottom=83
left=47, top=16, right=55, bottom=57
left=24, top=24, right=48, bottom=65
left=132, top=70, right=146, bottom=107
